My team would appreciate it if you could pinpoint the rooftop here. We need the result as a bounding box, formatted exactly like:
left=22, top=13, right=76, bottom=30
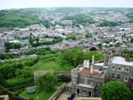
left=78, top=84, right=94, bottom=89
left=111, top=56, right=133, bottom=66
left=80, top=68, right=102, bottom=76
left=94, top=63, right=104, bottom=67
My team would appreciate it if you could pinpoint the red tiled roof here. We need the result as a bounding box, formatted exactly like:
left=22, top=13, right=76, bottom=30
left=80, top=68, right=102, bottom=76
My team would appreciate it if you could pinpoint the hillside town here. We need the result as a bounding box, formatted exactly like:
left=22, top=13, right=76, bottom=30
left=0, top=8, right=133, bottom=100
left=0, top=10, right=133, bottom=55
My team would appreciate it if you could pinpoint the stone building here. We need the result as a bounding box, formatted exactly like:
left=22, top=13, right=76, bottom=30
left=106, top=53, right=133, bottom=89
left=71, top=53, right=133, bottom=97
left=71, top=56, right=106, bottom=97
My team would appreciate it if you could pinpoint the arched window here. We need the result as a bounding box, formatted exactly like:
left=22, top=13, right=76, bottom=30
left=124, top=76, right=129, bottom=82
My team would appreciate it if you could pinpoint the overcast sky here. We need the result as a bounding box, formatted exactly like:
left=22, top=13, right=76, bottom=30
left=0, top=0, right=133, bottom=10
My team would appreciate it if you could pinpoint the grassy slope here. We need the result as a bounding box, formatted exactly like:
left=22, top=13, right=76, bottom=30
left=0, top=10, right=40, bottom=28
left=32, top=60, right=74, bottom=72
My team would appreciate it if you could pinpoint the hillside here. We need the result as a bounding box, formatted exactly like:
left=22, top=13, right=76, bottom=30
left=0, top=9, right=40, bottom=28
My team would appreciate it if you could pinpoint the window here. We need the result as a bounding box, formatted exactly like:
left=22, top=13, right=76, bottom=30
left=96, top=82, right=100, bottom=86
left=96, top=90, right=99, bottom=94
left=73, top=79, right=76, bottom=84
left=118, top=67, right=121, bottom=71
left=95, top=82, right=100, bottom=89
left=112, top=73, right=115, bottom=79
left=84, top=78, right=88, bottom=85
left=90, top=81, right=93, bottom=85
left=112, top=66, right=115, bottom=70
left=125, top=67, right=130, bottom=72
left=116, top=74, right=120, bottom=79
left=124, top=76, right=129, bottom=82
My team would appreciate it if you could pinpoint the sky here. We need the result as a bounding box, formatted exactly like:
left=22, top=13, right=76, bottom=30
left=0, top=0, right=133, bottom=10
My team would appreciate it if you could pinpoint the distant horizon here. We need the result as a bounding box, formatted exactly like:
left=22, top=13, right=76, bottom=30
left=1, top=6, right=133, bottom=11
left=0, top=0, right=133, bottom=10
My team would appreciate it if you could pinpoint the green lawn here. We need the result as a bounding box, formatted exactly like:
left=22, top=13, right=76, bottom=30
left=32, top=60, right=74, bottom=72
left=19, top=87, right=57, bottom=100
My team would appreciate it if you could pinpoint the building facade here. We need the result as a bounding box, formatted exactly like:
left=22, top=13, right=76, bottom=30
left=71, top=56, right=106, bottom=97
left=106, top=54, right=133, bottom=89
left=71, top=53, right=133, bottom=97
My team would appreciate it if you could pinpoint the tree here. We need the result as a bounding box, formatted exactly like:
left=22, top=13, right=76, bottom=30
left=41, top=20, right=50, bottom=28
left=22, top=66, right=33, bottom=78
left=15, top=69, right=22, bottom=80
left=66, top=34, right=76, bottom=40
left=36, top=72, right=58, bottom=91
left=131, top=38, right=133, bottom=43
left=0, top=85, right=12, bottom=96
left=101, top=81, right=133, bottom=100
left=90, top=47, right=97, bottom=51
left=84, top=51, right=104, bottom=62
left=60, top=48, right=84, bottom=66
left=98, top=20, right=119, bottom=27
left=60, top=49, right=104, bottom=66
left=85, top=33, right=92, bottom=38
left=0, top=73, right=6, bottom=86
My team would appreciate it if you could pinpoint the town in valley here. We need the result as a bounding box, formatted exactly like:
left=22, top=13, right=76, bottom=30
left=0, top=7, right=133, bottom=100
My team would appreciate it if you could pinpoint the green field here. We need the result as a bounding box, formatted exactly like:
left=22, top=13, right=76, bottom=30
left=32, top=60, right=74, bottom=72
left=19, top=87, right=56, bottom=100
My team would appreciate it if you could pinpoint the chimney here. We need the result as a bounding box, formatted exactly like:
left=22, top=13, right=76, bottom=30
left=83, top=60, right=89, bottom=68
left=92, top=55, right=94, bottom=64
left=90, top=64, right=93, bottom=74
left=125, top=54, right=130, bottom=62
left=91, top=55, right=94, bottom=74
left=104, top=53, right=109, bottom=66
left=87, top=60, right=89, bottom=68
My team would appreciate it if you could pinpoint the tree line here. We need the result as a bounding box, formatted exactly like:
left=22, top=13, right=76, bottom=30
left=60, top=48, right=104, bottom=66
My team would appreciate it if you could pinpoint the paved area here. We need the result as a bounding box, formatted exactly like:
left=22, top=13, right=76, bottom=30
left=57, top=91, right=70, bottom=100
left=74, top=97, right=101, bottom=100
left=49, top=83, right=66, bottom=100
left=57, top=91, right=101, bottom=100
